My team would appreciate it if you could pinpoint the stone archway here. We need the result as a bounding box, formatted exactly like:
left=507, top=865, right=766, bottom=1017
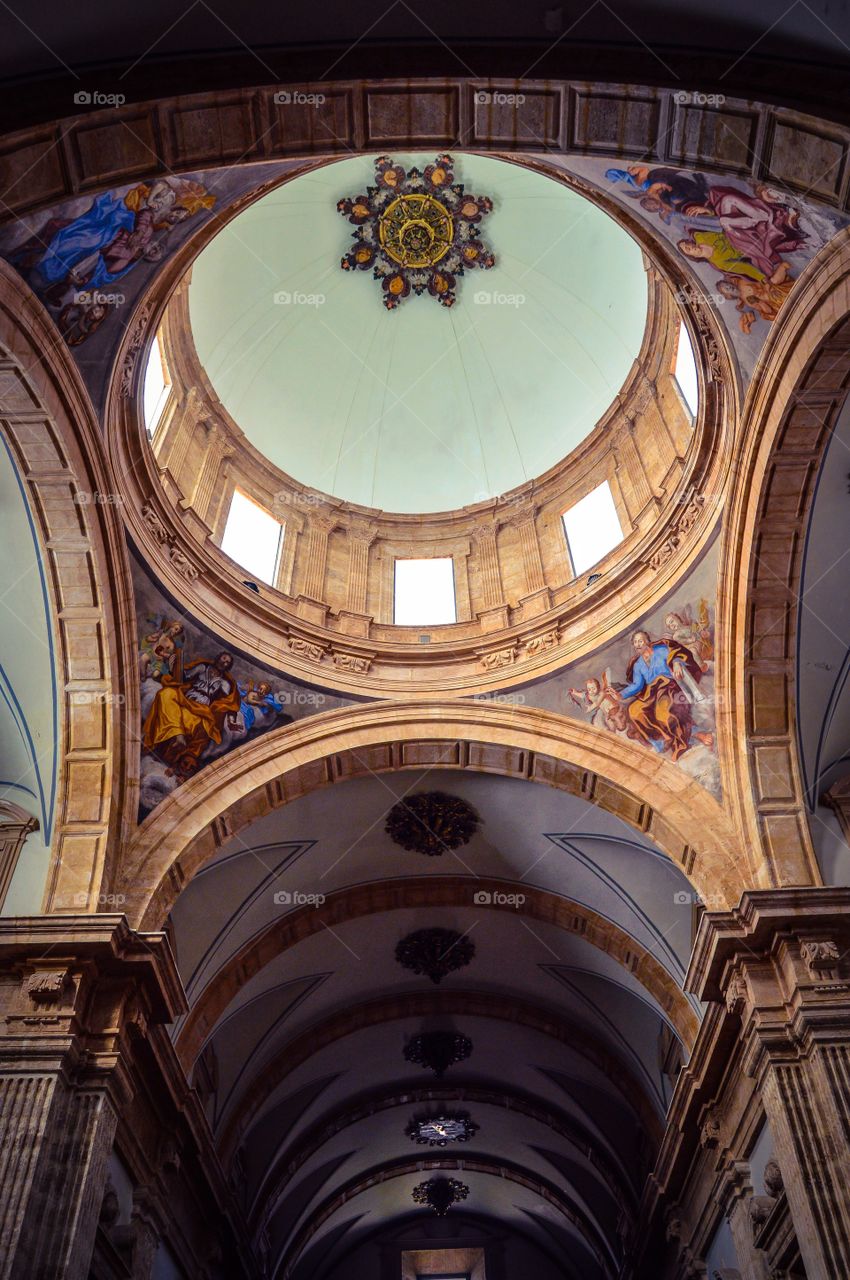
left=0, top=261, right=135, bottom=913
left=122, top=699, right=746, bottom=931
left=722, top=231, right=850, bottom=887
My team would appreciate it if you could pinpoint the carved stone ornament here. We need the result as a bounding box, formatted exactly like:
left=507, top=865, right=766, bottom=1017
left=23, top=969, right=69, bottom=1005
left=119, top=300, right=154, bottom=397
left=479, top=645, right=516, bottom=670
left=287, top=636, right=326, bottom=664
left=700, top=1115, right=722, bottom=1148
left=395, top=927, right=475, bottom=984
left=647, top=491, right=706, bottom=571
left=665, top=1216, right=682, bottom=1243
left=763, top=1158, right=784, bottom=1199
left=141, top=501, right=201, bottom=582
left=385, top=792, right=480, bottom=856
left=404, top=1030, right=473, bottom=1077
left=725, top=973, right=748, bottom=1015
left=676, top=285, right=723, bottom=382
left=800, top=938, right=841, bottom=977
left=749, top=1194, right=776, bottom=1238
left=411, top=1176, right=470, bottom=1215
left=332, top=650, right=372, bottom=674
left=524, top=628, right=559, bottom=656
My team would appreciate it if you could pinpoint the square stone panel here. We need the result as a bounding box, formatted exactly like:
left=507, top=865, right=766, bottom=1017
left=0, top=133, right=67, bottom=213
left=765, top=120, right=847, bottom=202
left=365, top=88, right=460, bottom=146
left=69, top=112, right=161, bottom=188
left=267, top=90, right=354, bottom=153
left=668, top=105, right=758, bottom=174
left=471, top=87, right=563, bottom=148
left=166, top=98, right=262, bottom=165
left=568, top=89, right=661, bottom=157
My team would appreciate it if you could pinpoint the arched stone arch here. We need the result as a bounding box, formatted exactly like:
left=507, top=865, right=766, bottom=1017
left=175, top=875, right=698, bottom=1071
left=122, top=700, right=745, bottom=931
left=0, top=261, right=136, bottom=913
left=722, top=231, right=850, bottom=887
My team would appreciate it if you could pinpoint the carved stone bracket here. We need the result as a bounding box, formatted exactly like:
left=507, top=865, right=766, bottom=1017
left=287, top=636, right=327, bottom=664
left=477, top=645, right=517, bottom=671
left=646, top=490, right=706, bottom=571
left=800, top=938, right=841, bottom=979
left=141, top=501, right=201, bottom=582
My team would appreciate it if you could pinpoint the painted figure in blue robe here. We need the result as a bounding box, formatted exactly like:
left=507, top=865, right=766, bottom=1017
left=616, top=629, right=714, bottom=759
left=11, top=178, right=215, bottom=306
left=237, top=681, right=290, bottom=733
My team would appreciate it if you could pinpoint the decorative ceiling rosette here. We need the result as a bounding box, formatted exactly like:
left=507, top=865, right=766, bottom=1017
left=337, top=153, right=495, bottom=309
left=395, top=927, right=475, bottom=984
left=385, top=792, right=480, bottom=857
left=406, top=1111, right=479, bottom=1146
left=404, top=1031, right=473, bottom=1077
left=411, top=1176, right=470, bottom=1215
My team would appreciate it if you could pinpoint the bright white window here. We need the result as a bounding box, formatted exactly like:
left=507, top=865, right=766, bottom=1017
left=220, top=490, right=283, bottom=586
left=142, top=330, right=171, bottom=435
left=674, top=320, right=699, bottom=419
left=394, top=557, right=456, bottom=625
left=562, top=481, right=624, bottom=576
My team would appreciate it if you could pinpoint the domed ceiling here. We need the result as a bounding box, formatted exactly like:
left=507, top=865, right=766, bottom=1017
left=188, top=153, right=648, bottom=513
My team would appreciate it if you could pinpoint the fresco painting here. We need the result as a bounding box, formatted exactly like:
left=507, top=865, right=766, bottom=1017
left=519, top=543, right=721, bottom=798
left=133, top=557, right=352, bottom=819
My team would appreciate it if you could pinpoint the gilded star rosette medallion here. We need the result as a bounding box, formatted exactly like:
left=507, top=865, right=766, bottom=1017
left=338, top=154, right=495, bottom=309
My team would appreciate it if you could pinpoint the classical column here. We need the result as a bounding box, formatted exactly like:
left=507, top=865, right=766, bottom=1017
left=474, top=525, right=503, bottom=609
left=300, top=516, right=336, bottom=602
left=690, top=889, right=850, bottom=1280
left=516, top=514, right=545, bottom=594
left=0, top=917, right=185, bottom=1280
left=614, top=414, right=654, bottom=522
left=188, top=421, right=233, bottom=528
left=346, top=527, right=376, bottom=616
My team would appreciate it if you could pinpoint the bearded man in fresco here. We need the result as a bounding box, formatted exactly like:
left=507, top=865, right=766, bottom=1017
left=142, top=650, right=241, bottom=779
left=617, top=629, right=714, bottom=760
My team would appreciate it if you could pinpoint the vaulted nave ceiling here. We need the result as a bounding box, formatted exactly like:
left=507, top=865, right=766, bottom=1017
left=167, top=771, right=699, bottom=1277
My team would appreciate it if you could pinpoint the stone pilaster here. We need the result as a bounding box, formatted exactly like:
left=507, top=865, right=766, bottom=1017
left=0, top=917, right=185, bottom=1280
left=346, top=527, right=376, bottom=616
left=715, top=1160, right=771, bottom=1280
left=689, top=889, right=850, bottom=1280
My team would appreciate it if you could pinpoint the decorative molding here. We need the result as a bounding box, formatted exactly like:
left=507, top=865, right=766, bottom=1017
left=287, top=636, right=326, bottom=664
left=332, top=650, right=372, bottom=674
left=478, top=645, right=517, bottom=670
left=405, top=1111, right=479, bottom=1146
left=800, top=938, right=841, bottom=978
left=141, top=500, right=201, bottom=582
left=23, top=969, right=70, bottom=1005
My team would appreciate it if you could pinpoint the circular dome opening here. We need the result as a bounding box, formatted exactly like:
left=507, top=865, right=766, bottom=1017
left=186, top=154, right=649, bottom=515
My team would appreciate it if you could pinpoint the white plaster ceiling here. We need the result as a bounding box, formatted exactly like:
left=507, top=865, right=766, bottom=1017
left=187, top=153, right=648, bottom=512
